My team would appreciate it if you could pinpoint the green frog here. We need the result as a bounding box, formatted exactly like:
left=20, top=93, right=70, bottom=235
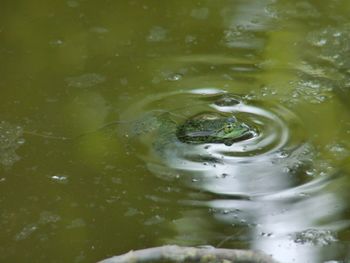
left=176, top=113, right=254, bottom=146
left=133, top=111, right=255, bottom=147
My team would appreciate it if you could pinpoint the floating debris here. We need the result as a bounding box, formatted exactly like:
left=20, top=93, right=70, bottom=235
left=293, top=229, right=338, bottom=246
left=14, top=224, right=38, bottom=241
left=66, top=73, right=106, bottom=88
left=147, top=26, right=168, bottom=42
left=14, top=211, right=61, bottom=241
left=0, top=121, right=24, bottom=167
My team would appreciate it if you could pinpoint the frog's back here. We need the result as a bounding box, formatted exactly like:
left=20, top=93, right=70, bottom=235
left=128, top=111, right=178, bottom=152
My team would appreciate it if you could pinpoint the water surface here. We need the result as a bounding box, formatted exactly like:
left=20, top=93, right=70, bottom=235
left=1, top=1, right=350, bottom=262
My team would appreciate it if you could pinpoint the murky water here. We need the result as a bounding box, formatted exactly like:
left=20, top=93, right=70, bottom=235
left=1, top=1, right=350, bottom=262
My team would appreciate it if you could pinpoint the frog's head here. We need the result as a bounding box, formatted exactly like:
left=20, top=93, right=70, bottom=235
left=215, top=117, right=250, bottom=140
left=176, top=114, right=254, bottom=145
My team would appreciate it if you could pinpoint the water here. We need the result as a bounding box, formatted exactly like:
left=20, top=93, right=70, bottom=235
left=1, top=1, right=350, bottom=262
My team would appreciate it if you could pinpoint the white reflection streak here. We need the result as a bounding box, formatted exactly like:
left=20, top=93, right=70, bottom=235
left=254, top=193, right=345, bottom=263
left=221, top=1, right=325, bottom=261
left=195, top=1, right=342, bottom=262
left=195, top=152, right=344, bottom=263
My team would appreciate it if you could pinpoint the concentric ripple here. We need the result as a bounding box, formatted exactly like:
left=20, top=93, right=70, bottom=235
left=122, top=88, right=307, bottom=196
left=207, top=94, right=301, bottom=158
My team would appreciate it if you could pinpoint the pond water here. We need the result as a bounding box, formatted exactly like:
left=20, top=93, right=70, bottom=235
left=1, top=1, right=350, bottom=262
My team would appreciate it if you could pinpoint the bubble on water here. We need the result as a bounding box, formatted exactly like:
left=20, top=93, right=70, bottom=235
left=66, top=73, right=106, bottom=88
left=292, top=92, right=299, bottom=98
left=214, top=96, right=241, bottom=106
left=17, top=138, right=25, bottom=145
left=305, top=169, right=316, bottom=177
left=49, top=39, right=64, bottom=47
left=147, top=26, right=167, bottom=42
left=314, top=39, right=327, bottom=47
left=51, top=175, right=68, bottom=184
left=167, top=73, right=183, bottom=81
left=293, top=229, right=337, bottom=246
left=277, top=151, right=289, bottom=159
left=260, top=232, right=273, bottom=237
left=243, top=93, right=255, bottom=101
left=252, top=85, right=279, bottom=99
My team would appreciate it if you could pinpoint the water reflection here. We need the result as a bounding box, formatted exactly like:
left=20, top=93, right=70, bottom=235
left=211, top=174, right=348, bottom=262
left=124, top=88, right=349, bottom=263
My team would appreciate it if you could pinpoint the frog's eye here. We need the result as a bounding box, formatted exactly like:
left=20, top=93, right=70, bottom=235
left=226, top=117, right=237, bottom=123
left=224, top=123, right=234, bottom=133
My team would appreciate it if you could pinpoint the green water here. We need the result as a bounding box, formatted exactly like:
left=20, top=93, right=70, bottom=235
left=1, top=1, right=350, bottom=262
